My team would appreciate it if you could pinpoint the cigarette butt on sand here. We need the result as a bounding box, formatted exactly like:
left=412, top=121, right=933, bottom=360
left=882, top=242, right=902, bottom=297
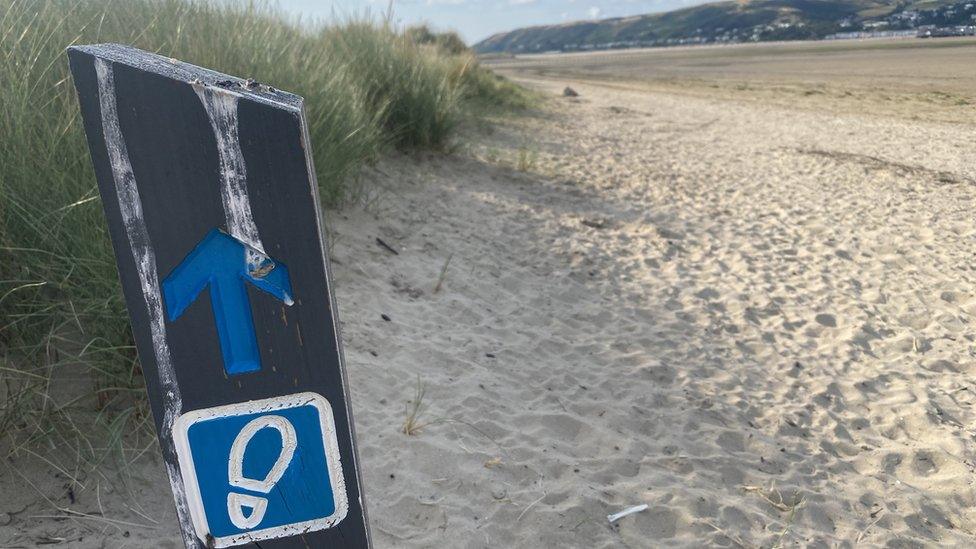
left=607, top=504, right=649, bottom=523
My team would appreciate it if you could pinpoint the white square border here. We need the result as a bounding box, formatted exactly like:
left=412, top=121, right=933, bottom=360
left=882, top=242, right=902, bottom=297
left=172, top=392, right=349, bottom=547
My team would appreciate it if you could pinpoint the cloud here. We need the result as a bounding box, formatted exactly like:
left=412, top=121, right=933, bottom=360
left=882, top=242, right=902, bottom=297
left=509, top=0, right=536, bottom=4
left=588, top=6, right=601, bottom=18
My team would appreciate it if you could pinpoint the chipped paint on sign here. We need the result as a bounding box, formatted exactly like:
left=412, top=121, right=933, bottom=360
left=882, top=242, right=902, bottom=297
left=194, top=86, right=268, bottom=271
left=93, top=57, right=195, bottom=547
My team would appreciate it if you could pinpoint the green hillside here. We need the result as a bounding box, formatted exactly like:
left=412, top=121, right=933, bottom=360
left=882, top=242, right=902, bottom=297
left=474, top=0, right=973, bottom=53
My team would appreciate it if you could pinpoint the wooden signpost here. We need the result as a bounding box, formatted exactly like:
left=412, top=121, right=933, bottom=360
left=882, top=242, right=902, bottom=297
left=68, top=44, right=370, bottom=548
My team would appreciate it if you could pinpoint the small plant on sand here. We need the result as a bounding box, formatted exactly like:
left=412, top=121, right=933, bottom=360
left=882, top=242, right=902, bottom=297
left=742, top=482, right=805, bottom=547
left=401, top=375, right=430, bottom=435
left=432, top=253, right=453, bottom=294
left=516, top=147, right=538, bottom=172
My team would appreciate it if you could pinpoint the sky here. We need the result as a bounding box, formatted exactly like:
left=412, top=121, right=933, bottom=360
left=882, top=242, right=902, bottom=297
left=273, top=0, right=714, bottom=44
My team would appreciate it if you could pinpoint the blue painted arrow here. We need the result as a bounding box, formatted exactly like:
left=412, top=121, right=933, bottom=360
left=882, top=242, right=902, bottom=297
left=162, top=229, right=294, bottom=375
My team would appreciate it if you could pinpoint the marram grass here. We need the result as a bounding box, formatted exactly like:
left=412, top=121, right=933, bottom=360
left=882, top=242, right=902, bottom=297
left=0, top=0, right=532, bottom=458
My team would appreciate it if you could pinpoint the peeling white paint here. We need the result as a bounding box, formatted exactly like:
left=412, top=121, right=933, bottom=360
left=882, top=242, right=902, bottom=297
left=194, top=86, right=268, bottom=273
left=94, top=58, right=195, bottom=547
left=195, top=85, right=294, bottom=304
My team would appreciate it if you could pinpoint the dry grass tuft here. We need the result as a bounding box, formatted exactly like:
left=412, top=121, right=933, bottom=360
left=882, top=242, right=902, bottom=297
left=401, top=375, right=430, bottom=436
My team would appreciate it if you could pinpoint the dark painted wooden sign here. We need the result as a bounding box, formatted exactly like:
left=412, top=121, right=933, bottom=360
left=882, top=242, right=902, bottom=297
left=68, top=44, right=370, bottom=548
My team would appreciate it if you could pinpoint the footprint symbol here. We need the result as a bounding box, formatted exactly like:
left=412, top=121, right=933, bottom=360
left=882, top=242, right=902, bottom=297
left=226, top=415, right=297, bottom=529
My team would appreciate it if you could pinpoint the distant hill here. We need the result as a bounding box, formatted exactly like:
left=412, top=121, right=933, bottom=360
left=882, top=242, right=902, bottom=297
left=473, top=0, right=974, bottom=53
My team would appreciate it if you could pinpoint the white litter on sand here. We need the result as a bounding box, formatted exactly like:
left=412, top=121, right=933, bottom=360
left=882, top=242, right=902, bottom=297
left=607, top=504, right=649, bottom=524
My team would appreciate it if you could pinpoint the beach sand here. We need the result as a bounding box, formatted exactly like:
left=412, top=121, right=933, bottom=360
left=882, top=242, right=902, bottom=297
left=4, top=42, right=976, bottom=547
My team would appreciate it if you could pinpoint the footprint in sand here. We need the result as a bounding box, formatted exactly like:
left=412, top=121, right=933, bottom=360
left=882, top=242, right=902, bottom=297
left=912, top=451, right=940, bottom=477
left=814, top=313, right=837, bottom=327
